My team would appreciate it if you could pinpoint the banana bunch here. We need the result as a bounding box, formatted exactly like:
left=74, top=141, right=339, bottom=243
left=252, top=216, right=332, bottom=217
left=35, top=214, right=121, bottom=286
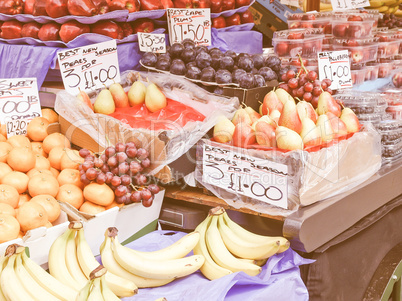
left=100, top=227, right=204, bottom=287
left=193, top=207, right=290, bottom=281
left=0, top=244, right=78, bottom=301
left=48, top=221, right=138, bottom=298
left=76, top=265, right=121, bottom=301
left=367, top=0, right=402, bottom=13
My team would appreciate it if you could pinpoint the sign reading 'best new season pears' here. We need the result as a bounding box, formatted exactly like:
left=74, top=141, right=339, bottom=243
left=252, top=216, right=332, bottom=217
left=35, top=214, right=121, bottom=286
left=57, top=40, right=121, bottom=96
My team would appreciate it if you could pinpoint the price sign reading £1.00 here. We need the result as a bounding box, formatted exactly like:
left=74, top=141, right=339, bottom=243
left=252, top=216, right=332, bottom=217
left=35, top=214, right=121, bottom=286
left=138, top=32, right=166, bottom=53
left=57, top=40, right=120, bottom=96
left=0, top=78, right=41, bottom=137
left=318, top=50, right=352, bottom=90
left=202, top=143, right=288, bottom=209
left=167, top=8, right=211, bottom=46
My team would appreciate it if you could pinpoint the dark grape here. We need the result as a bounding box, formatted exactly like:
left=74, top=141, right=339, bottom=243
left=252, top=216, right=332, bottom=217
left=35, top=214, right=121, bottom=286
left=311, top=96, right=319, bottom=108
left=278, top=83, right=291, bottom=93
left=96, top=173, right=106, bottom=184
left=321, top=82, right=328, bottom=90
left=303, top=92, right=313, bottom=102
left=141, top=189, right=152, bottom=201
left=104, top=146, right=116, bottom=157
left=115, top=195, right=126, bottom=204
left=121, top=174, right=132, bottom=186
left=100, top=153, right=107, bottom=163
left=107, top=156, right=118, bottom=168
left=110, top=167, right=119, bottom=175
left=326, top=88, right=333, bottom=95
left=115, top=142, right=126, bottom=153
left=288, top=78, right=298, bottom=89
left=86, top=168, right=97, bottom=181
left=81, top=161, right=94, bottom=171
left=136, top=148, right=149, bottom=160
left=115, top=185, right=128, bottom=197
left=296, top=87, right=304, bottom=98
left=111, top=176, right=122, bottom=187
left=126, top=147, right=137, bottom=158
left=134, top=174, right=147, bottom=186
left=322, top=78, right=332, bottom=87
left=105, top=172, right=114, bottom=184
left=124, top=196, right=132, bottom=205
left=312, top=86, right=321, bottom=96
left=79, top=169, right=85, bottom=176
left=280, top=73, right=287, bottom=82
left=100, top=164, right=110, bottom=173
left=307, top=70, right=317, bottom=81
left=312, top=80, right=321, bottom=87
left=298, top=74, right=308, bottom=86
left=130, top=191, right=142, bottom=203
left=286, top=70, right=296, bottom=80
left=85, top=155, right=95, bottom=162
left=129, top=161, right=142, bottom=174
left=147, top=184, right=160, bottom=195
left=142, top=196, right=154, bottom=208
left=125, top=142, right=136, bottom=149
left=79, top=148, right=90, bottom=158
left=117, top=162, right=130, bottom=175
left=80, top=174, right=90, bottom=185
left=304, top=82, right=313, bottom=92
left=116, top=152, right=128, bottom=163
left=291, top=89, right=298, bottom=97
left=93, top=158, right=104, bottom=168
left=141, top=158, right=151, bottom=168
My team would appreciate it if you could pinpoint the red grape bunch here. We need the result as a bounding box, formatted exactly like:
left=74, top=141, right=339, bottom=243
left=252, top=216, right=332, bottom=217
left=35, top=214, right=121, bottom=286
left=78, top=142, right=160, bottom=208
left=278, top=69, right=333, bottom=108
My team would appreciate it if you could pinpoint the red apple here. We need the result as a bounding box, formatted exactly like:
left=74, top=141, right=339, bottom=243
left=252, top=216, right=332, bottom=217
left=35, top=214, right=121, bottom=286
left=21, top=21, right=42, bottom=39
left=210, top=0, right=222, bottom=12
left=38, top=22, right=61, bottom=41
left=235, top=0, right=250, bottom=7
left=132, top=19, right=154, bottom=33
left=0, top=20, right=23, bottom=39
left=212, top=16, right=226, bottom=28
left=23, top=0, right=35, bottom=14
left=392, top=71, right=402, bottom=88
left=333, top=24, right=347, bottom=37
left=119, top=22, right=133, bottom=37
left=0, top=0, right=23, bottom=14
left=192, top=0, right=211, bottom=7
left=275, top=42, right=289, bottom=56
left=324, top=24, right=332, bottom=34
left=45, top=0, right=68, bottom=18
left=225, top=13, right=241, bottom=26
left=59, top=20, right=90, bottom=43
left=347, top=15, right=363, bottom=21
left=346, top=24, right=362, bottom=38
left=239, top=9, right=254, bottom=24
left=222, top=0, right=235, bottom=10
left=91, top=21, right=124, bottom=39
left=172, top=0, right=193, bottom=7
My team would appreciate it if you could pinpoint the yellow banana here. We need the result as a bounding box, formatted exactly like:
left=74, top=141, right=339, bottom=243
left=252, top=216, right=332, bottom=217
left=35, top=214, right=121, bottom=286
left=75, top=280, right=92, bottom=301
left=99, top=275, right=120, bottom=301
left=369, top=0, right=385, bottom=6
left=0, top=256, right=7, bottom=301
left=378, top=5, right=389, bottom=12
left=65, top=231, right=88, bottom=288
left=87, top=278, right=104, bottom=301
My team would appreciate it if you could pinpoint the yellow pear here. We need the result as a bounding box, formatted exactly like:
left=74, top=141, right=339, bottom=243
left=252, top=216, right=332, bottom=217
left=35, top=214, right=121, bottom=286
left=128, top=80, right=147, bottom=106
left=145, top=83, right=167, bottom=113
left=109, top=82, right=129, bottom=108
left=94, top=89, right=115, bottom=114
left=213, top=116, right=235, bottom=143
left=300, top=117, right=321, bottom=147
left=316, top=114, right=334, bottom=142
left=275, top=126, right=303, bottom=151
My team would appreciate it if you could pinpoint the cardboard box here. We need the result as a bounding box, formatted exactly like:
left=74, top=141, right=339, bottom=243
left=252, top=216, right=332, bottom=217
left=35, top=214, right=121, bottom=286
left=60, top=189, right=165, bottom=256
left=255, top=0, right=302, bottom=23
left=0, top=212, right=69, bottom=266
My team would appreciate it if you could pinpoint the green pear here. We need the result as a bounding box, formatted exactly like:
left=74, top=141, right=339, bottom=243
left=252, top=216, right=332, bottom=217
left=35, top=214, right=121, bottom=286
left=94, top=89, right=115, bottom=114
left=213, top=116, right=235, bottom=143
left=275, top=88, right=295, bottom=105
left=109, top=82, right=129, bottom=108
left=300, top=117, right=321, bottom=147
left=340, top=108, right=360, bottom=133
left=145, top=83, right=167, bottom=113
left=316, top=114, right=334, bottom=142
left=275, top=126, right=303, bottom=151
left=128, top=80, right=147, bottom=106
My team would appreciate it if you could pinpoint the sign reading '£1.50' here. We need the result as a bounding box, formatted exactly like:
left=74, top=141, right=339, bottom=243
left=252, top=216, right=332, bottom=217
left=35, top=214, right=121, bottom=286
left=202, top=143, right=288, bottom=209
left=167, top=8, right=211, bottom=46
left=0, top=78, right=42, bottom=138
left=57, top=40, right=120, bottom=96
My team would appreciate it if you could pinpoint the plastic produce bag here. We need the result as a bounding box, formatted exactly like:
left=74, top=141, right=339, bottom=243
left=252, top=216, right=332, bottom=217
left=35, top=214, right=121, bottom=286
left=195, top=124, right=382, bottom=217
left=54, top=70, right=239, bottom=177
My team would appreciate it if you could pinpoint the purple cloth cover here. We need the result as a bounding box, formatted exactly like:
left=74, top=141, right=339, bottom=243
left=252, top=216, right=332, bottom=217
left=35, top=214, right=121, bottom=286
left=115, top=230, right=313, bottom=301
left=211, top=29, right=262, bottom=54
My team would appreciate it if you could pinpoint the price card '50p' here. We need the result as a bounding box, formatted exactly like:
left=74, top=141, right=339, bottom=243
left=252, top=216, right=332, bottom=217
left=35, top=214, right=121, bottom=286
left=318, top=50, right=352, bottom=90
left=57, top=40, right=120, bottom=96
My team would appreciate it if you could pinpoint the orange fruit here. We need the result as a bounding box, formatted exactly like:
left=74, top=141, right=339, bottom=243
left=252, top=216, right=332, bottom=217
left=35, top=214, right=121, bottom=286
left=2, top=171, right=29, bottom=194
left=50, top=167, right=60, bottom=178
left=0, top=124, right=6, bottom=137
left=30, top=194, right=61, bottom=223
left=0, top=184, right=19, bottom=208
left=41, top=108, right=58, bottom=124
left=42, top=133, right=71, bottom=154
left=34, top=155, right=51, bottom=170
left=7, top=146, right=36, bottom=172
left=60, top=149, right=84, bottom=170
left=105, top=201, right=124, bottom=210
left=48, top=146, right=67, bottom=170
left=7, top=135, right=31, bottom=149
left=27, top=117, right=50, bottom=142
left=79, top=201, right=105, bottom=215
left=0, top=162, right=12, bottom=182
left=16, top=202, right=48, bottom=232
left=0, top=213, right=20, bottom=243
left=0, top=203, right=16, bottom=216
left=56, top=184, right=84, bottom=209
left=0, top=134, right=6, bottom=142
left=26, top=168, right=53, bottom=179
left=83, top=183, right=114, bottom=206
left=18, top=192, right=31, bottom=208
left=0, top=142, right=12, bottom=163
left=31, top=142, right=47, bottom=157
left=57, top=168, right=84, bottom=189
left=28, top=174, right=59, bottom=198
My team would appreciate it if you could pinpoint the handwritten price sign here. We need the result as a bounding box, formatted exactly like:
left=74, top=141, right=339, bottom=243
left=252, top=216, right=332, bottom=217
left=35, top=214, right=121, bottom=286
left=57, top=40, right=120, bottom=96
left=318, top=50, right=352, bottom=90
left=0, top=78, right=41, bottom=137
left=202, top=143, right=288, bottom=209
left=167, top=8, right=211, bottom=46
left=138, top=32, right=166, bottom=53
left=330, top=0, right=369, bottom=10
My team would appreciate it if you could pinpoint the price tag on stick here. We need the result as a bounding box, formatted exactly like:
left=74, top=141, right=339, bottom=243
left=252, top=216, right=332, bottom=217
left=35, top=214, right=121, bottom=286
left=202, top=143, right=288, bottom=209
left=167, top=8, right=211, bottom=46
left=57, top=40, right=120, bottom=96
left=318, top=50, right=352, bottom=90
left=138, top=32, right=166, bottom=53
left=0, top=78, right=41, bottom=137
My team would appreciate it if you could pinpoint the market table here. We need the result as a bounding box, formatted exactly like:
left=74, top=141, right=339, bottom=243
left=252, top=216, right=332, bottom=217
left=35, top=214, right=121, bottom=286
left=162, top=157, right=402, bottom=300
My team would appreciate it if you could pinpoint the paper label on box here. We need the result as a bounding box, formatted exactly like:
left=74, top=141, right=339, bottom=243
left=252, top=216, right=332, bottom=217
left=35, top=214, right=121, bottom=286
left=167, top=8, right=211, bottom=46
left=0, top=78, right=41, bottom=137
left=138, top=32, right=166, bottom=53
left=318, top=50, right=352, bottom=90
left=202, top=144, right=288, bottom=209
left=280, top=0, right=300, bottom=8
left=330, top=0, right=369, bottom=10
left=57, top=40, right=120, bottom=96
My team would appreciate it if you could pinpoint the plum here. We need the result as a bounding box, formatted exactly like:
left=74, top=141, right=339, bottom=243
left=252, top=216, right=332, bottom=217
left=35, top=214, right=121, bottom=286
left=196, top=52, right=212, bottom=69
left=186, top=66, right=202, bottom=80
left=251, top=67, right=259, bottom=75
left=155, top=59, right=170, bottom=71
left=141, top=52, right=157, bottom=67
left=238, top=72, right=255, bottom=89
left=252, top=54, right=265, bottom=70
left=258, top=67, right=278, bottom=81
left=219, top=56, right=235, bottom=72
left=235, top=52, right=250, bottom=64
left=170, top=43, right=184, bottom=58
left=181, top=48, right=196, bottom=63
left=215, top=69, right=232, bottom=84
left=209, top=47, right=223, bottom=57
left=170, top=58, right=187, bottom=75
left=182, top=38, right=195, bottom=49
left=200, top=66, right=216, bottom=82
left=237, top=56, right=254, bottom=72
left=158, top=53, right=171, bottom=63
left=210, top=55, right=221, bottom=70
left=224, top=50, right=237, bottom=61
left=265, top=55, right=281, bottom=72
left=232, top=68, right=247, bottom=84
left=254, top=74, right=266, bottom=87
left=186, top=61, right=197, bottom=69
left=195, top=45, right=208, bottom=56
left=213, top=86, right=225, bottom=95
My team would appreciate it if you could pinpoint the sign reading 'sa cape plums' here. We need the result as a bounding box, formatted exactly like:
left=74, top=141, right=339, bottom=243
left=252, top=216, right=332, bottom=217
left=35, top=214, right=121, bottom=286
left=57, top=40, right=120, bottom=96
left=0, top=78, right=41, bottom=137
left=167, top=8, right=211, bottom=46
left=202, top=142, right=288, bottom=209
left=138, top=32, right=166, bottom=53
left=330, top=0, right=369, bottom=10
left=318, top=50, right=352, bottom=90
